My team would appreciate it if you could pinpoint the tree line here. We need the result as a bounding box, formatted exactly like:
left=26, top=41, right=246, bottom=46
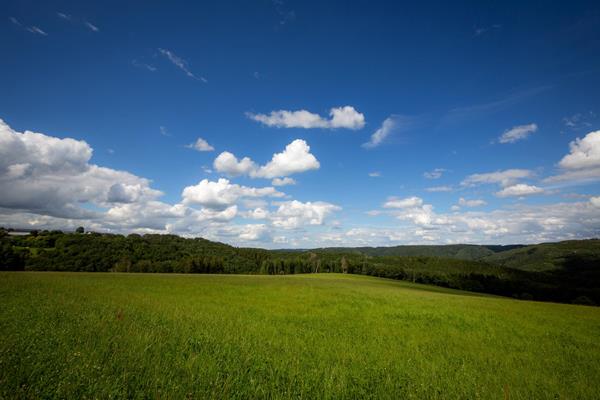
left=1, top=229, right=598, bottom=306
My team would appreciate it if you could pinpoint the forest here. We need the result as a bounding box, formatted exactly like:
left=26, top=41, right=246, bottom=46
left=1, top=228, right=599, bottom=306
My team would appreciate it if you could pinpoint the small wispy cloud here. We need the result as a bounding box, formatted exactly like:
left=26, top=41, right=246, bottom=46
left=363, top=117, right=396, bottom=149
left=441, top=86, right=549, bottom=126
left=273, top=0, right=296, bottom=26
left=159, top=126, right=171, bottom=137
left=498, top=123, right=537, bottom=144
left=84, top=21, right=99, bottom=32
left=423, top=168, right=446, bottom=179
left=27, top=26, right=48, bottom=36
left=56, top=12, right=99, bottom=32
left=57, top=12, right=71, bottom=21
left=362, top=115, right=420, bottom=149
left=368, top=172, right=381, bottom=177
left=10, top=16, right=48, bottom=36
left=426, top=185, right=453, bottom=192
left=563, top=112, right=595, bottom=131
left=186, top=137, right=215, bottom=152
left=474, top=24, right=502, bottom=37
left=158, top=48, right=207, bottom=82
left=132, top=60, right=157, bottom=72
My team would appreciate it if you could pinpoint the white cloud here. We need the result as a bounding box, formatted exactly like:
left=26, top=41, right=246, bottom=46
left=0, top=119, right=161, bottom=219
left=84, top=21, right=99, bottom=32
left=218, top=224, right=270, bottom=242
left=383, top=196, right=423, bottom=209
left=462, top=169, right=534, bottom=187
left=27, top=26, right=47, bottom=36
left=187, top=137, right=215, bottom=152
left=558, top=130, right=600, bottom=170
left=426, top=185, right=453, bottom=192
left=246, top=106, right=365, bottom=130
left=0, top=119, right=349, bottom=247
left=158, top=48, right=207, bottom=82
left=213, top=152, right=257, bottom=177
left=270, top=200, right=340, bottom=229
left=181, top=178, right=283, bottom=210
left=498, top=123, right=537, bottom=144
left=272, top=177, right=296, bottom=186
left=367, top=195, right=600, bottom=245
left=368, top=171, right=381, bottom=177
left=159, top=126, right=170, bottom=137
left=132, top=60, right=157, bottom=72
left=242, top=208, right=270, bottom=220
left=544, top=131, right=600, bottom=185
left=213, top=139, right=319, bottom=179
left=423, top=168, right=445, bottom=179
left=591, top=196, right=600, bottom=208
left=362, top=117, right=395, bottom=149
left=563, top=112, right=595, bottom=131
left=458, top=198, right=487, bottom=207
left=495, top=184, right=545, bottom=198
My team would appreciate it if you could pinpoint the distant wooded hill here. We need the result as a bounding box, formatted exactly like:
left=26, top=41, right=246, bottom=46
left=1, top=228, right=598, bottom=305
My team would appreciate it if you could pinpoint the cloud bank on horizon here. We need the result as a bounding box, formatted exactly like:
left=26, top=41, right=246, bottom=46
left=1, top=118, right=599, bottom=247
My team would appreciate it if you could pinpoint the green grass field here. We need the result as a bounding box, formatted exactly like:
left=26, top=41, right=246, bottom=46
left=1, top=273, right=600, bottom=399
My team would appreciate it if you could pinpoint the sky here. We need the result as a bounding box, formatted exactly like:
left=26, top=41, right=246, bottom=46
left=1, top=0, right=600, bottom=248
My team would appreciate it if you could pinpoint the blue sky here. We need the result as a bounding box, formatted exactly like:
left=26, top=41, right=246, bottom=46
left=1, top=0, right=599, bottom=247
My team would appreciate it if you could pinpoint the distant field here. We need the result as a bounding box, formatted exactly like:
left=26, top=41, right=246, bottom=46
left=1, top=273, right=600, bottom=399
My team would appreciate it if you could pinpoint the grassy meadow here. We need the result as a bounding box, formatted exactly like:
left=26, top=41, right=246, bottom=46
left=1, top=272, right=600, bottom=399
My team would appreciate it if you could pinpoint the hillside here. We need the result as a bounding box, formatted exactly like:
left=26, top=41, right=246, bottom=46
left=314, top=244, right=524, bottom=260
left=480, top=239, right=600, bottom=271
left=2, top=272, right=599, bottom=399
left=2, top=230, right=599, bottom=305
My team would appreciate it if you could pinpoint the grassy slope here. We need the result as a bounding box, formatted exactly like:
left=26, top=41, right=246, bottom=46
left=481, top=239, right=600, bottom=271
left=1, top=273, right=600, bottom=399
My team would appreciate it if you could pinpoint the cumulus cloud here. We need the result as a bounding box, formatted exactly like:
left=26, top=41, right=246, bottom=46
left=246, top=106, right=365, bottom=130
left=383, top=196, right=423, bottom=209
left=270, top=200, right=340, bottom=229
left=0, top=119, right=347, bottom=246
left=367, top=195, right=600, bottom=245
left=498, top=123, right=537, bottom=144
left=495, top=184, right=545, bottom=198
left=558, top=130, right=600, bottom=170
left=0, top=119, right=162, bottom=218
left=181, top=178, right=283, bottom=210
left=158, top=48, right=207, bottom=82
left=462, top=169, right=534, bottom=187
left=213, top=139, right=320, bottom=179
left=544, top=131, right=600, bottom=185
left=186, top=137, right=215, bottom=152
left=458, top=198, right=487, bottom=207
left=272, top=177, right=296, bottom=186
left=242, top=208, right=270, bottom=220
left=213, top=152, right=257, bottom=177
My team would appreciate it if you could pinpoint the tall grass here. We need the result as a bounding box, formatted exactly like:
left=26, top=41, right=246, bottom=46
left=1, top=272, right=599, bottom=399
